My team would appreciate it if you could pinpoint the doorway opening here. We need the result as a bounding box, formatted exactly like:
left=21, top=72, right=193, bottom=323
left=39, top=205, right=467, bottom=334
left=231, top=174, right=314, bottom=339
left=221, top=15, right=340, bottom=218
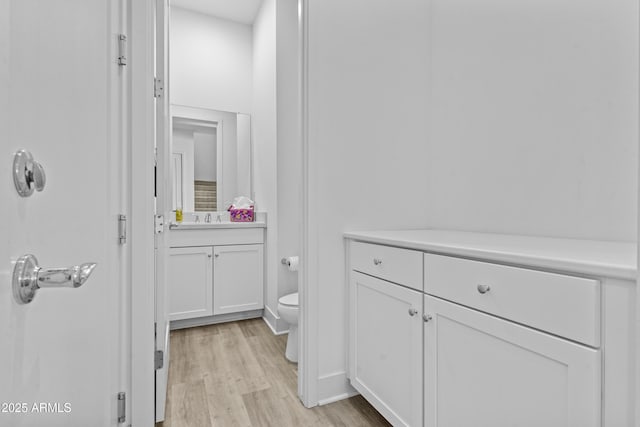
left=153, top=0, right=310, bottom=424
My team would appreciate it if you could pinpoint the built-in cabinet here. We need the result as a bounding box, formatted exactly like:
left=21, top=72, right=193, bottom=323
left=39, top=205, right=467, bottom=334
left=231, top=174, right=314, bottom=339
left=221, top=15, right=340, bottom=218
left=349, top=272, right=422, bottom=427
left=168, top=246, right=214, bottom=320
left=213, top=244, right=264, bottom=315
left=168, top=225, right=265, bottom=327
left=346, top=230, right=636, bottom=427
left=423, top=295, right=600, bottom=427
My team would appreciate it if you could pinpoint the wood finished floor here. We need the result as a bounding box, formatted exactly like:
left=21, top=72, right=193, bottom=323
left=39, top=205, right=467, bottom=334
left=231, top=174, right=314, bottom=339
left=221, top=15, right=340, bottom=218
left=157, top=318, right=391, bottom=427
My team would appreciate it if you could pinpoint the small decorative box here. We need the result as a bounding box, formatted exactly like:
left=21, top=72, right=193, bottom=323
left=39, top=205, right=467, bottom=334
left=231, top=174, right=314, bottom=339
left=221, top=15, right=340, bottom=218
left=229, top=206, right=254, bottom=222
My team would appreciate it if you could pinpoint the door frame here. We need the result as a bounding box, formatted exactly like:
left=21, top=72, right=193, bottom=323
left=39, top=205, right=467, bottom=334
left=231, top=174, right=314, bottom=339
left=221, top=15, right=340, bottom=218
left=130, top=0, right=157, bottom=425
left=297, top=0, right=318, bottom=408
left=129, top=0, right=319, bottom=423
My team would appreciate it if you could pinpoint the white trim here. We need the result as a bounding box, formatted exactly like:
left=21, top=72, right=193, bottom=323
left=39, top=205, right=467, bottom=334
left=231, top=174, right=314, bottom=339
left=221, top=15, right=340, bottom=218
left=263, top=305, right=290, bottom=335
left=316, top=372, right=358, bottom=406
left=171, top=309, right=264, bottom=329
left=154, top=0, right=172, bottom=420
left=637, top=48, right=640, bottom=426
left=298, top=0, right=319, bottom=408
left=637, top=20, right=640, bottom=421
left=130, top=0, right=156, bottom=425
left=109, top=0, right=130, bottom=419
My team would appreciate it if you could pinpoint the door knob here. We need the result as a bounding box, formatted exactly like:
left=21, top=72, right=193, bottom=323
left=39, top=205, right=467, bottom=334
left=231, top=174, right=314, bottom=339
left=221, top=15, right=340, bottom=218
left=12, top=254, right=97, bottom=304
left=477, top=284, right=491, bottom=294
left=13, top=150, right=46, bottom=197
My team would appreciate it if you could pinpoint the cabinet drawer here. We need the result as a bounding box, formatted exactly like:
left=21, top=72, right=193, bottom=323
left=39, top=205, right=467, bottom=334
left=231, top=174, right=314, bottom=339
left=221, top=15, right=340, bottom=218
left=424, top=254, right=600, bottom=347
left=350, top=241, right=423, bottom=291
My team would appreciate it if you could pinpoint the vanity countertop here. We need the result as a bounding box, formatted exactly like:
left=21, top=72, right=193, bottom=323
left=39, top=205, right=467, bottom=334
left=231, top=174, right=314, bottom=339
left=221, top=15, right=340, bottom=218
left=344, top=229, right=637, bottom=280
left=170, top=220, right=266, bottom=230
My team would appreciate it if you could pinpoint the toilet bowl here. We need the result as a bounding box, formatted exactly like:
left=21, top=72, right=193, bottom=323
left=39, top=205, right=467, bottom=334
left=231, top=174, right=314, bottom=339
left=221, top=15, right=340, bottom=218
left=277, top=292, right=299, bottom=362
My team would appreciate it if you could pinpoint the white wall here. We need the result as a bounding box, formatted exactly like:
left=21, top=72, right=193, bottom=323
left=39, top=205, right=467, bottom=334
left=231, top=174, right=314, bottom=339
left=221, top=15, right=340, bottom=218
left=193, top=130, right=216, bottom=181
left=276, top=0, right=301, bottom=303
left=171, top=7, right=253, bottom=113
left=306, top=0, right=638, bottom=402
left=172, top=128, right=195, bottom=212
left=424, top=0, right=638, bottom=241
left=307, top=0, right=432, bottom=386
left=252, top=0, right=279, bottom=325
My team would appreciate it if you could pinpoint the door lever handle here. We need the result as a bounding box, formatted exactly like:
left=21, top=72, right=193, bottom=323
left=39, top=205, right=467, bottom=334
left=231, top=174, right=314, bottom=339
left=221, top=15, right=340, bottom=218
left=12, top=254, right=97, bottom=304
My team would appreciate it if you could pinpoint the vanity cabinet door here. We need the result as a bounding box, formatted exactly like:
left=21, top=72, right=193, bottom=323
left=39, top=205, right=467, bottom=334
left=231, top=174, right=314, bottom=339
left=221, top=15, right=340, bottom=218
left=349, top=272, right=423, bottom=427
left=168, top=246, right=214, bottom=321
left=213, top=244, right=264, bottom=315
left=424, top=295, right=601, bottom=427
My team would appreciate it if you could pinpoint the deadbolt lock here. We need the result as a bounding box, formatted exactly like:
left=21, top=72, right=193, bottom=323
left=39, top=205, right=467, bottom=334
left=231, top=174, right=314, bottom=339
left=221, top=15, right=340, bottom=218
left=13, top=149, right=46, bottom=197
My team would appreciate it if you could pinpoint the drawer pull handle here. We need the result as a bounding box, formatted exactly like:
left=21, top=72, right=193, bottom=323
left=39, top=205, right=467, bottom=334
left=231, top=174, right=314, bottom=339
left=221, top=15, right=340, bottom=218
left=373, top=258, right=383, bottom=266
left=477, top=284, right=491, bottom=294
left=408, top=308, right=418, bottom=316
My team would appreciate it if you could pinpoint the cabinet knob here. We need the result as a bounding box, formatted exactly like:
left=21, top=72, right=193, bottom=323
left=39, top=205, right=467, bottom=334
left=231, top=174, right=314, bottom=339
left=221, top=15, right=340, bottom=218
left=423, top=314, right=432, bottom=322
left=408, top=308, right=418, bottom=316
left=215, top=253, right=219, bottom=258
left=477, top=284, right=491, bottom=294
left=373, top=258, right=383, bottom=266
left=208, top=254, right=212, bottom=258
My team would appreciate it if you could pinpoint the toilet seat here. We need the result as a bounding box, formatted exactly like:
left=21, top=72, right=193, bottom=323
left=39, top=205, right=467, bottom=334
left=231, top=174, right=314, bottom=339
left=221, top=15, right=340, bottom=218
left=279, top=292, right=298, bottom=307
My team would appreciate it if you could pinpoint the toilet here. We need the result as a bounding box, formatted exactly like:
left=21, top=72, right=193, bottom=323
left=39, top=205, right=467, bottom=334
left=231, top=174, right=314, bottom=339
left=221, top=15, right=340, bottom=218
left=277, top=292, right=299, bottom=362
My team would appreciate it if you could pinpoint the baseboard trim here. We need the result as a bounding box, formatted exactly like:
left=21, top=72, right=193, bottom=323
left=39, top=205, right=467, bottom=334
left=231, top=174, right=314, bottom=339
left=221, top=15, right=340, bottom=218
left=317, top=371, right=358, bottom=406
left=263, top=305, right=289, bottom=335
left=170, top=310, right=263, bottom=330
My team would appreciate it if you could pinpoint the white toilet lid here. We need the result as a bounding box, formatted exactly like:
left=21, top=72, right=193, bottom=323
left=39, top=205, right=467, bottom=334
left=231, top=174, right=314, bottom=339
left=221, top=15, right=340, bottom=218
left=279, top=292, right=298, bottom=307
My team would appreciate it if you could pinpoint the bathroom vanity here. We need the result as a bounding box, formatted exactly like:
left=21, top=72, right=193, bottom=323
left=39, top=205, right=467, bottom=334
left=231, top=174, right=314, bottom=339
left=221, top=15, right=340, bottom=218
left=167, top=216, right=266, bottom=329
left=344, top=230, right=636, bottom=427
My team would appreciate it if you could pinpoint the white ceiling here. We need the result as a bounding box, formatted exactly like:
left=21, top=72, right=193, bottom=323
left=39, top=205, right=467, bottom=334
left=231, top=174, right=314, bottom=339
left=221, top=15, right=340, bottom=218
left=171, top=0, right=263, bottom=25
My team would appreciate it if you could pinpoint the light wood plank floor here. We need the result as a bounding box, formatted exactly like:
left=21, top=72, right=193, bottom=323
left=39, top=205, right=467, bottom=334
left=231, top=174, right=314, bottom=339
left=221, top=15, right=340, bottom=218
left=157, top=318, right=391, bottom=427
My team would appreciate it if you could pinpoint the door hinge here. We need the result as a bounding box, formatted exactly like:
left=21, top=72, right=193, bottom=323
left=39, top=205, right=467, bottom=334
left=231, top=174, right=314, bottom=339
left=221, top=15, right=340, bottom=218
left=155, top=350, right=164, bottom=370
left=117, top=392, right=126, bottom=423
left=117, top=34, right=127, bottom=66
left=118, top=214, right=127, bottom=244
left=155, top=215, right=164, bottom=234
left=154, top=78, right=164, bottom=98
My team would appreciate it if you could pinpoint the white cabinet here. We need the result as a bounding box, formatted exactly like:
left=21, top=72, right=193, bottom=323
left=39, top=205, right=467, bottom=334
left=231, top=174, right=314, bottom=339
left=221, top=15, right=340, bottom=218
left=168, top=246, right=213, bottom=321
left=346, top=232, right=634, bottom=427
left=424, top=295, right=601, bottom=427
left=422, top=253, right=601, bottom=427
left=169, top=244, right=264, bottom=322
left=213, top=244, right=264, bottom=315
left=349, top=271, right=423, bottom=427
left=167, top=227, right=265, bottom=326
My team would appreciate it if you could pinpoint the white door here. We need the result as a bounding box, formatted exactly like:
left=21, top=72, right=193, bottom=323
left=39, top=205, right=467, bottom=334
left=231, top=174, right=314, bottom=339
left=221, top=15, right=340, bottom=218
left=424, top=295, right=601, bottom=427
left=213, top=244, right=264, bottom=315
left=349, top=272, right=423, bottom=427
left=155, top=0, right=171, bottom=421
left=0, top=1, right=127, bottom=427
left=168, top=246, right=214, bottom=321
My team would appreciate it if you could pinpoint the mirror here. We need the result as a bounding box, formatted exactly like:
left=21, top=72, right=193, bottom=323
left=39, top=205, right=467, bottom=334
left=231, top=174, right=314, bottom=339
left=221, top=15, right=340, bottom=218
left=171, top=105, right=252, bottom=212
